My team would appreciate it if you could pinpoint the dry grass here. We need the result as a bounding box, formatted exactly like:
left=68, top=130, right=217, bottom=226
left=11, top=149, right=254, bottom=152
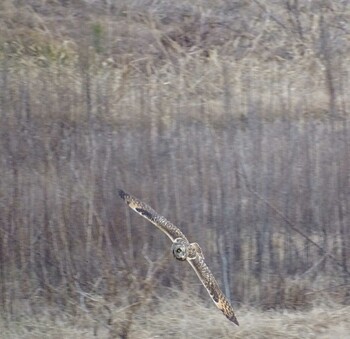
left=1, top=0, right=349, bottom=121
left=2, top=296, right=350, bottom=339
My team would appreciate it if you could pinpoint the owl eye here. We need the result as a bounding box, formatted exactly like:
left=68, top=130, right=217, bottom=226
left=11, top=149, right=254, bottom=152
left=176, top=248, right=182, bottom=253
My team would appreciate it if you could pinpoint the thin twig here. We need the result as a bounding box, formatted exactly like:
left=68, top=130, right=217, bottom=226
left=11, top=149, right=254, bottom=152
left=235, top=168, right=350, bottom=276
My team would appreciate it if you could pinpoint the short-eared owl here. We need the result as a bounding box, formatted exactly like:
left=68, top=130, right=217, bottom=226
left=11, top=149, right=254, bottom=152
left=118, top=189, right=239, bottom=325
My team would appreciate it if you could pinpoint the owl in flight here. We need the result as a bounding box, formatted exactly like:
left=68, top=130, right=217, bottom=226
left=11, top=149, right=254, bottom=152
left=118, top=189, right=239, bottom=326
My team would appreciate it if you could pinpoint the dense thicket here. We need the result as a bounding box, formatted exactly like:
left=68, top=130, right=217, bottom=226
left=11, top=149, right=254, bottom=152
left=0, top=0, right=349, bottom=327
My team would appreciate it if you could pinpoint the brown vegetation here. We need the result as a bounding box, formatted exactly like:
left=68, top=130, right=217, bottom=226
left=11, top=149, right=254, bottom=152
left=3, top=296, right=350, bottom=338
left=0, top=0, right=350, bottom=337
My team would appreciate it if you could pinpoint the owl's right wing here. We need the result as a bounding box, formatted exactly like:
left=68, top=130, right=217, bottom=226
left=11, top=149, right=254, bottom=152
left=118, top=189, right=189, bottom=243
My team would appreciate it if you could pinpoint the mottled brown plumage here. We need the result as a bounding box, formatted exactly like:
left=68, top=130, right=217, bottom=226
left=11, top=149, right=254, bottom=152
left=118, top=189, right=239, bottom=326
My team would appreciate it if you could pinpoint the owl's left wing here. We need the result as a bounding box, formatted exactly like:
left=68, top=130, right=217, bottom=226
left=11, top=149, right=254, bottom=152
left=186, top=243, right=239, bottom=326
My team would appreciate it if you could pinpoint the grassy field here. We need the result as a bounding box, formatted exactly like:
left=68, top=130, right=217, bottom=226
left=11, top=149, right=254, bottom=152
left=0, top=0, right=350, bottom=337
left=3, top=297, right=350, bottom=338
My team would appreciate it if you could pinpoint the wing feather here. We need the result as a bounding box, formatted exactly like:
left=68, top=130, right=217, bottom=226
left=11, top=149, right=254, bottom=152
left=118, top=189, right=188, bottom=243
left=187, top=246, right=239, bottom=326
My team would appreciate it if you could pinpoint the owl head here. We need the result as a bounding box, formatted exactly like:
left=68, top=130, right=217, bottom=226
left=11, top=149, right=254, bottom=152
left=171, top=238, right=189, bottom=261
